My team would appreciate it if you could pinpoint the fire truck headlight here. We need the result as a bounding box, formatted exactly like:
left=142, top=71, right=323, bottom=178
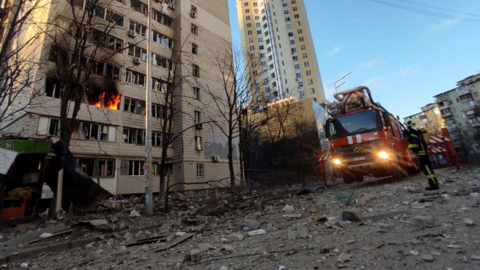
left=333, top=158, right=342, bottom=165
left=377, top=151, right=389, bottom=159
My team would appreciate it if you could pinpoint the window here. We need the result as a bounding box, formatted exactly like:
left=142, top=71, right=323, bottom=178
left=78, top=159, right=115, bottom=178
left=75, top=122, right=116, bottom=141
left=301, top=45, right=306, bottom=50
left=123, top=97, right=146, bottom=115
left=131, top=0, right=147, bottom=15
left=293, top=7, right=298, bottom=11
left=120, top=160, right=145, bottom=176
left=45, top=78, right=62, bottom=98
left=129, top=20, right=147, bottom=37
left=37, top=117, right=59, bottom=136
left=191, top=23, right=199, bottom=35
left=302, top=53, right=308, bottom=58
left=245, top=9, right=250, bottom=13
left=247, top=30, right=253, bottom=35
left=246, top=23, right=252, bottom=28
left=95, top=6, right=125, bottom=27
left=309, top=88, right=315, bottom=94
left=193, top=87, right=200, bottom=100
left=152, top=132, right=162, bottom=147
left=294, top=64, right=300, bottom=70
left=475, top=92, right=479, bottom=97
left=288, top=32, right=294, bottom=37
left=194, top=111, right=201, bottom=125
left=294, top=14, right=300, bottom=19
left=195, top=136, right=203, bottom=151
left=152, top=103, right=167, bottom=119
left=304, top=61, right=310, bottom=67
left=306, top=70, right=312, bottom=76
left=152, top=9, right=173, bottom=27
left=296, top=73, right=302, bottom=79
left=244, top=2, right=248, bottom=6
left=192, top=43, right=198, bottom=54
left=291, top=48, right=297, bottom=54
left=255, top=23, right=260, bottom=27
left=258, top=37, right=263, bottom=42
left=255, top=15, right=259, bottom=20
left=249, top=38, right=254, bottom=43
left=128, top=43, right=147, bottom=61
left=152, top=54, right=171, bottom=70
left=307, top=79, right=313, bottom=85
left=259, top=45, right=264, bottom=50
left=290, top=40, right=295, bottom=45
left=152, top=31, right=174, bottom=49
left=196, top=163, right=204, bottom=177
left=299, top=37, right=304, bottom=42
left=152, top=77, right=171, bottom=92
left=191, top=5, right=197, bottom=16
left=285, top=17, right=290, bottom=22
left=126, top=69, right=146, bottom=86
left=90, top=30, right=123, bottom=52
left=293, top=56, right=298, bottom=61
left=256, top=30, right=262, bottom=34
left=299, top=90, right=305, bottom=99
left=123, top=127, right=145, bottom=145
left=192, top=64, right=200, bottom=77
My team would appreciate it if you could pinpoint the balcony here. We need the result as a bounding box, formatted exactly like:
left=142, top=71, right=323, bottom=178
left=441, top=112, right=452, bottom=118
left=462, top=100, right=479, bottom=111
left=472, top=122, right=480, bottom=128
left=437, top=102, right=449, bottom=111
left=466, top=110, right=478, bottom=118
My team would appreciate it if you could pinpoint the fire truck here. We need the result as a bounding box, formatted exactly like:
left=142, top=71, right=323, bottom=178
left=324, top=86, right=417, bottom=184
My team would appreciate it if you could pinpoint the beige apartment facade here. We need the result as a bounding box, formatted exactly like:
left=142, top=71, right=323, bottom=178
left=434, top=73, right=480, bottom=154
left=0, top=0, right=239, bottom=194
left=403, top=103, right=444, bottom=135
left=236, top=0, right=325, bottom=105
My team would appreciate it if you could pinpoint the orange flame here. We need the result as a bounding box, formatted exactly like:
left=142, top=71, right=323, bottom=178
left=93, top=92, right=121, bottom=110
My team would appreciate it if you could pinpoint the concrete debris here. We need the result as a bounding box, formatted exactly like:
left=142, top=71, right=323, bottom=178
left=2, top=168, right=480, bottom=270
left=412, top=215, right=436, bottom=229
left=282, top=204, right=295, bottom=213
left=463, top=218, right=474, bottom=226
left=129, top=210, right=141, bottom=217
left=337, top=253, right=352, bottom=263
left=422, top=255, right=434, bottom=262
left=248, top=229, right=266, bottom=236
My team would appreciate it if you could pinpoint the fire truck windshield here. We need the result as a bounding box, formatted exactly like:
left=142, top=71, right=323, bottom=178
left=328, top=110, right=379, bottom=138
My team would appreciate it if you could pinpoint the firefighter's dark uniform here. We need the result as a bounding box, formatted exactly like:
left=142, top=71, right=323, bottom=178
left=406, top=125, right=440, bottom=190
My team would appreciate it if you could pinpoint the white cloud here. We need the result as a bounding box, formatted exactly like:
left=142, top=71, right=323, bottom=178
left=328, top=46, right=341, bottom=56
left=361, top=77, right=384, bottom=89
left=430, top=18, right=461, bottom=30
left=359, top=60, right=380, bottom=69
left=395, top=65, right=420, bottom=78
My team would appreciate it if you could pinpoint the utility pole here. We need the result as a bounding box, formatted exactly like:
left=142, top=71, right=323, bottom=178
left=334, top=72, right=352, bottom=93
left=144, top=0, right=153, bottom=216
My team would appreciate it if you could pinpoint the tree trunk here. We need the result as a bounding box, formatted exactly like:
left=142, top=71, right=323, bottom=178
left=228, top=130, right=235, bottom=190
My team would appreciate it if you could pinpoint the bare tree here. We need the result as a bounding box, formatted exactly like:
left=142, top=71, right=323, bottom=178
left=197, top=46, right=267, bottom=189
left=0, top=0, right=46, bottom=131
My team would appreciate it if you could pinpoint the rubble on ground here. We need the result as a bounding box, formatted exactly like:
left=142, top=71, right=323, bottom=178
left=1, top=168, right=480, bottom=269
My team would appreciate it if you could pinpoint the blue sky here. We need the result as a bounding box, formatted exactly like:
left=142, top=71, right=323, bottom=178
left=228, top=0, right=480, bottom=118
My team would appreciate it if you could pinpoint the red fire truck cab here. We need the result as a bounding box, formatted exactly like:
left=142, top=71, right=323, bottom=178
left=325, top=86, right=417, bottom=184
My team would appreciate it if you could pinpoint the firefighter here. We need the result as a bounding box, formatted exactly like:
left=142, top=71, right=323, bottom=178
left=405, top=121, right=440, bottom=190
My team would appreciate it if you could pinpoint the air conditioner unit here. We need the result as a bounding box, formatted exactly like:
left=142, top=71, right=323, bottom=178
left=195, top=123, right=203, bottom=130
left=212, top=155, right=220, bottom=162
left=190, top=11, right=197, bottom=18
left=128, top=30, right=136, bottom=37
left=133, top=57, right=141, bottom=64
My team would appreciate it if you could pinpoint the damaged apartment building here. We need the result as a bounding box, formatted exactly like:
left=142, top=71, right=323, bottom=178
left=0, top=0, right=239, bottom=194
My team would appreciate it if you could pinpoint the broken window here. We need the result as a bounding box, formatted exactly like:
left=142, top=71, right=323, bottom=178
left=192, top=43, right=198, bottom=55
left=194, top=111, right=201, bottom=125
left=45, top=78, right=62, bottom=98
left=95, top=7, right=124, bottom=27
left=152, top=103, right=166, bottom=119
left=152, top=31, right=174, bottom=49
left=152, top=9, right=173, bottom=27
left=152, top=132, right=162, bottom=147
left=131, top=0, right=148, bottom=15
left=78, top=159, right=115, bottom=178
left=37, top=117, right=59, bottom=136
left=123, top=97, right=146, bottom=115
left=75, top=122, right=116, bottom=142
left=120, top=160, right=145, bottom=176
left=152, top=54, right=170, bottom=69
left=126, top=69, right=146, bottom=86
left=128, top=43, right=147, bottom=61
left=123, top=127, right=145, bottom=145
left=129, top=20, right=147, bottom=36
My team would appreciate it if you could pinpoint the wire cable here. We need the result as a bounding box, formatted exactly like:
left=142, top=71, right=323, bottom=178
left=363, top=0, right=480, bottom=22
left=392, top=0, right=480, bottom=19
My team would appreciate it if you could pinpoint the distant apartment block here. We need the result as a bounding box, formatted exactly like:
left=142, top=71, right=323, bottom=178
left=434, top=73, right=480, bottom=154
left=403, top=103, right=444, bottom=135
left=236, top=0, right=325, bottom=105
